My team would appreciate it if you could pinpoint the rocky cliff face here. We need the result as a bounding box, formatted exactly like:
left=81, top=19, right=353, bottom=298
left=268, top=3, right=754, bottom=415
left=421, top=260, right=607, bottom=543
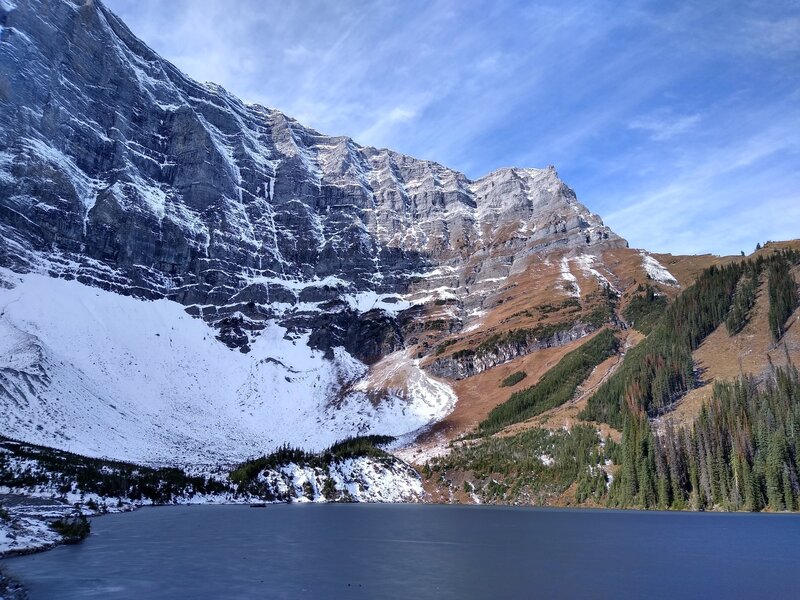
left=0, top=0, right=624, bottom=356
left=0, top=0, right=633, bottom=462
left=427, top=321, right=596, bottom=380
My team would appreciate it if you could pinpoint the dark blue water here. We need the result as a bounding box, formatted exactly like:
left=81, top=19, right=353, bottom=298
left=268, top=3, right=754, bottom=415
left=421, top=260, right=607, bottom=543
left=3, top=504, right=800, bottom=599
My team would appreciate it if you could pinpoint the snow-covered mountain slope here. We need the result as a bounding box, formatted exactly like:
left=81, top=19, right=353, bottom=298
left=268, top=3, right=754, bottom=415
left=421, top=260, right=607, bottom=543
left=0, top=269, right=454, bottom=463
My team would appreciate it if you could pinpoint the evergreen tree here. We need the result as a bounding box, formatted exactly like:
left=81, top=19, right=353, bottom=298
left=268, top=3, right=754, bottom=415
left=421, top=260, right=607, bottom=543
left=767, top=254, right=799, bottom=342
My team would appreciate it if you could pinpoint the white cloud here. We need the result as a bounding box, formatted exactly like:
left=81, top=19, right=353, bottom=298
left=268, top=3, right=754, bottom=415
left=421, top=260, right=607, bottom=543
left=629, top=112, right=702, bottom=141
left=358, top=106, right=421, bottom=148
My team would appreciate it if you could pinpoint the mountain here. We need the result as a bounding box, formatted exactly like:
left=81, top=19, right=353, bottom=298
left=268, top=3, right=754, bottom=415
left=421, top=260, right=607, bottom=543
left=1, top=0, right=799, bottom=522
left=4, top=0, right=790, bottom=484
left=0, top=0, right=637, bottom=463
left=422, top=242, right=800, bottom=508
left=0, top=0, right=621, bottom=347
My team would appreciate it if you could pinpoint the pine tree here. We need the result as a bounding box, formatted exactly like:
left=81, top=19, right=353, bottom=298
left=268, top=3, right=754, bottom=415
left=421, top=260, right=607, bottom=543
left=782, top=466, right=794, bottom=511
left=766, top=433, right=786, bottom=510
left=767, top=255, right=798, bottom=342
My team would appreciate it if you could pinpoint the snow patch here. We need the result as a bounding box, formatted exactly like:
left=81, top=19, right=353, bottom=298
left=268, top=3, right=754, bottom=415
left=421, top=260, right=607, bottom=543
left=109, top=174, right=167, bottom=219
left=0, top=509, right=62, bottom=557
left=572, top=254, right=621, bottom=295
left=402, top=286, right=458, bottom=306
left=257, top=457, right=424, bottom=503
left=560, top=256, right=581, bottom=298
left=21, top=138, right=102, bottom=216
left=347, top=349, right=458, bottom=436
left=640, top=252, right=679, bottom=286
left=330, top=457, right=424, bottom=502
left=343, top=291, right=411, bottom=315
left=462, top=308, right=487, bottom=333
left=246, top=274, right=348, bottom=291
left=0, top=151, right=15, bottom=183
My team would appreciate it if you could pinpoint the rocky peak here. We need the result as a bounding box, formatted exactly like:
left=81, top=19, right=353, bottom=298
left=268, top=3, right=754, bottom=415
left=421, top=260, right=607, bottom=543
left=0, top=0, right=625, bottom=361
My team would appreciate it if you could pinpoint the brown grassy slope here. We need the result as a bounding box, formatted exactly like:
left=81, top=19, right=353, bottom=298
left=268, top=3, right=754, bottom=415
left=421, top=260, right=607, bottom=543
left=410, top=332, right=603, bottom=450
left=420, top=253, right=601, bottom=367
left=499, top=329, right=646, bottom=443
left=650, top=252, right=735, bottom=288
left=410, top=240, right=799, bottom=451
left=410, top=246, right=696, bottom=451
left=422, top=245, right=678, bottom=365
left=753, top=239, right=800, bottom=257
left=414, top=240, right=800, bottom=505
left=661, top=262, right=800, bottom=428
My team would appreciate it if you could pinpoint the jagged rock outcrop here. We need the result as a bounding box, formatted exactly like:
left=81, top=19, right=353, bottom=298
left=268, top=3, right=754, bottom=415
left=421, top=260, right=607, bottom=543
left=0, top=0, right=625, bottom=359
left=427, top=321, right=596, bottom=380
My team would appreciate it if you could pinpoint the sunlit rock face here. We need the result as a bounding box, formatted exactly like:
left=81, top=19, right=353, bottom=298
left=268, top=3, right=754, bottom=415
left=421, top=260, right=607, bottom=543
left=0, top=0, right=624, bottom=357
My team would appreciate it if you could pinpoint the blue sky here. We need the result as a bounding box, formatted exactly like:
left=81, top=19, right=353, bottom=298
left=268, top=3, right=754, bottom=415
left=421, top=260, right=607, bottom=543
left=104, top=0, right=799, bottom=256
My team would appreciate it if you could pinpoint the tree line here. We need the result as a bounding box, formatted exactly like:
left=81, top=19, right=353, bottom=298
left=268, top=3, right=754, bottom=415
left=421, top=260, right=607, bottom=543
left=768, top=255, right=799, bottom=341
left=585, top=249, right=799, bottom=511
left=581, top=250, right=799, bottom=430
left=607, top=367, right=800, bottom=511
left=0, top=437, right=231, bottom=504
left=478, top=329, right=619, bottom=435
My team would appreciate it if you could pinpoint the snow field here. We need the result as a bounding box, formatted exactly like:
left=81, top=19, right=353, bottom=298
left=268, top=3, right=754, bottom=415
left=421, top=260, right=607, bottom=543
left=0, top=271, right=457, bottom=464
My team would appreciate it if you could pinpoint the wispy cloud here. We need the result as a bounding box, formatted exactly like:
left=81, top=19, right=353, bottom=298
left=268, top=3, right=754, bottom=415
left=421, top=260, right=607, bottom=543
left=629, top=112, right=702, bottom=141
left=603, top=119, right=800, bottom=254
left=359, top=106, right=422, bottom=148
left=104, top=0, right=800, bottom=255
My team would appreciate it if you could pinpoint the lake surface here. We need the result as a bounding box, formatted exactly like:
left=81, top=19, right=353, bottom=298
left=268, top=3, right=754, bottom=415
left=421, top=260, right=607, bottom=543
left=4, top=504, right=800, bottom=599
